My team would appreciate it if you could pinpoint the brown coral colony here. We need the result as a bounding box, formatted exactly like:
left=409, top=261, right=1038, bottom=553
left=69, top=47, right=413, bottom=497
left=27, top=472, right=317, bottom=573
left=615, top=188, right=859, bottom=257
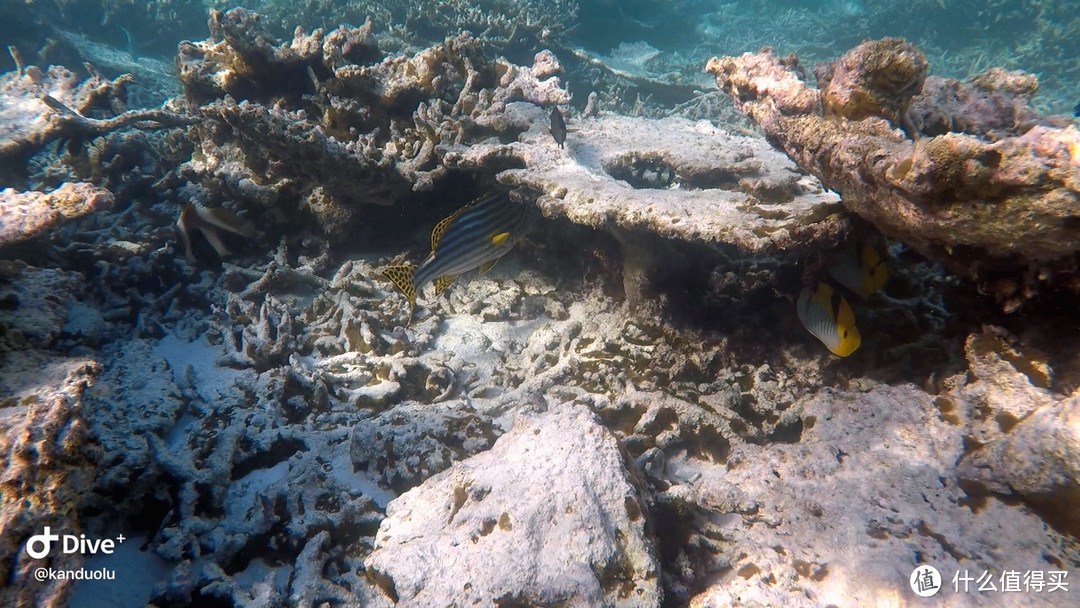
left=707, top=39, right=1080, bottom=311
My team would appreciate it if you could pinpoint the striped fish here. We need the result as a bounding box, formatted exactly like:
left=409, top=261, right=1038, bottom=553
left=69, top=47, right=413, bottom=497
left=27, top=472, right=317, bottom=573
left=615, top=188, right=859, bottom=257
left=383, top=192, right=533, bottom=322
left=796, top=282, right=861, bottom=357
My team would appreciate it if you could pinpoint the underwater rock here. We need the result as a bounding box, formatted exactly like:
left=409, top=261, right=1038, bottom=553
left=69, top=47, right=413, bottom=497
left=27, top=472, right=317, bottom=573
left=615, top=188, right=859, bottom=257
left=451, top=110, right=846, bottom=252
left=949, top=328, right=1055, bottom=446
left=959, top=395, right=1080, bottom=538
left=683, top=382, right=1077, bottom=607
left=366, top=404, right=661, bottom=607
left=350, top=402, right=499, bottom=493
left=0, top=262, right=91, bottom=350
left=706, top=40, right=1080, bottom=308
left=949, top=327, right=1080, bottom=537
left=80, top=340, right=186, bottom=514
left=0, top=352, right=100, bottom=608
left=0, top=183, right=114, bottom=247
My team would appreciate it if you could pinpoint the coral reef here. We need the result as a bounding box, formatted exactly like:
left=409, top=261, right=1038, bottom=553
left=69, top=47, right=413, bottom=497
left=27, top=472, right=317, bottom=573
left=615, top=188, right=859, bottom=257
left=707, top=39, right=1080, bottom=310
left=0, top=62, right=196, bottom=188
left=0, top=261, right=102, bottom=608
left=3, top=7, right=1079, bottom=607
left=176, top=12, right=570, bottom=231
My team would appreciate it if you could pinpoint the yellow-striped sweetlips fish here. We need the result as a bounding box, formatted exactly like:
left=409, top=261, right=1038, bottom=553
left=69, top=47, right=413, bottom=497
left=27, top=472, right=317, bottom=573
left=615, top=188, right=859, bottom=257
left=796, top=282, right=861, bottom=357
left=828, top=242, right=890, bottom=296
left=383, top=192, right=533, bottom=320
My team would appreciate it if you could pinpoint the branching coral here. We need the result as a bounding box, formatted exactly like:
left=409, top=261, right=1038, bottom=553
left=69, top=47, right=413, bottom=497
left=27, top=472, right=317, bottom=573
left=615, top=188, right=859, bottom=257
left=0, top=65, right=196, bottom=187
left=178, top=12, right=573, bottom=236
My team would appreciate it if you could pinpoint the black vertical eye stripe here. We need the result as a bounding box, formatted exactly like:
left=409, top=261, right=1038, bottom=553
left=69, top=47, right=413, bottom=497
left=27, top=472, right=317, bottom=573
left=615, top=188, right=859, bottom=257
left=829, top=288, right=843, bottom=322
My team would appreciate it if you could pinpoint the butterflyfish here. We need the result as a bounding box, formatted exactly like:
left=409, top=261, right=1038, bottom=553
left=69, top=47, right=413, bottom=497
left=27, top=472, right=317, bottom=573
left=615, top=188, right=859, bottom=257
left=827, top=242, right=891, bottom=296
left=383, top=192, right=533, bottom=322
left=796, top=282, right=861, bottom=357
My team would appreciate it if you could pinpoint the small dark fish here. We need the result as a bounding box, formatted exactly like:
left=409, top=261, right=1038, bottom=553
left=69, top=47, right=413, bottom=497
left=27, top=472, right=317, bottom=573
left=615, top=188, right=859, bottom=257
left=1074, top=100, right=1079, bottom=117
left=549, top=107, right=567, bottom=148
left=383, top=192, right=533, bottom=322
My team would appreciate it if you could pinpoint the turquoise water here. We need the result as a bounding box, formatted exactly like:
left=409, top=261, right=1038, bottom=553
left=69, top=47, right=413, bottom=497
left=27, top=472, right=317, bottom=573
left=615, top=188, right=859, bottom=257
left=1, top=1, right=1076, bottom=114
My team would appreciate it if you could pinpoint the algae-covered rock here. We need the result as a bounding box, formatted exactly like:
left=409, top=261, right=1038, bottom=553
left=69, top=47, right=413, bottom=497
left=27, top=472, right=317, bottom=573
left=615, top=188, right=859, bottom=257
left=707, top=40, right=1080, bottom=309
left=0, top=183, right=114, bottom=246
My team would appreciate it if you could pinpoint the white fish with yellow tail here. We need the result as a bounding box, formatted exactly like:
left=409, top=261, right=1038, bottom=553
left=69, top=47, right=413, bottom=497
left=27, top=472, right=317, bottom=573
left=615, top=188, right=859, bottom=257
left=797, top=282, right=861, bottom=357
left=383, top=192, right=533, bottom=323
left=827, top=242, right=891, bottom=296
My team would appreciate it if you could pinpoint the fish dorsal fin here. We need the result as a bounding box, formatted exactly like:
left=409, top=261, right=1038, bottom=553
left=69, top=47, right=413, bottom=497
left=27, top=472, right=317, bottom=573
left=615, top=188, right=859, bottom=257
left=430, top=204, right=471, bottom=251
left=434, top=274, right=458, bottom=296
left=383, top=264, right=419, bottom=324
left=490, top=231, right=510, bottom=247
left=383, top=264, right=418, bottom=304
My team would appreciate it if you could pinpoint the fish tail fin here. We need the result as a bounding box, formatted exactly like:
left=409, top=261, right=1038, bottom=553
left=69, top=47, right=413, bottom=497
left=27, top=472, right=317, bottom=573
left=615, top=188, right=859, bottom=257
left=383, top=264, right=418, bottom=319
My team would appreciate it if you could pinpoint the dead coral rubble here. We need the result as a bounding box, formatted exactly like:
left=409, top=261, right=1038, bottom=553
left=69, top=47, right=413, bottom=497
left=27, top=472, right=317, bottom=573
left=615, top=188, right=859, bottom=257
left=177, top=10, right=567, bottom=224
left=706, top=38, right=1080, bottom=309
left=0, top=262, right=102, bottom=608
left=0, top=64, right=197, bottom=187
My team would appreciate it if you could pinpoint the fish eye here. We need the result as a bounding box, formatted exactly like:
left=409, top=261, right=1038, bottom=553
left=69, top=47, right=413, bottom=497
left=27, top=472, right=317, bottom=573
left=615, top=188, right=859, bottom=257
left=842, top=329, right=849, bottom=338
